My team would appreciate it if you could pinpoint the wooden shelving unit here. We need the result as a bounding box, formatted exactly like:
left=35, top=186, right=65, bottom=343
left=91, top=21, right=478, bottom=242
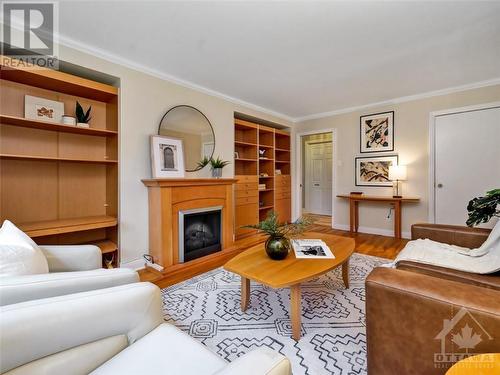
left=0, top=55, right=120, bottom=267
left=234, top=118, right=291, bottom=239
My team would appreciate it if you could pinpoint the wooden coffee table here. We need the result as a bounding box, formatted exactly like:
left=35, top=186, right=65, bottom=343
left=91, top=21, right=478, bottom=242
left=224, top=232, right=355, bottom=340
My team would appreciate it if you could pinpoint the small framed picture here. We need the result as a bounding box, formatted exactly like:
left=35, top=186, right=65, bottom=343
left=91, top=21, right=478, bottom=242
left=150, top=135, right=185, bottom=178
left=360, top=111, right=394, bottom=153
left=25, top=95, right=65, bottom=123
left=355, top=155, right=398, bottom=187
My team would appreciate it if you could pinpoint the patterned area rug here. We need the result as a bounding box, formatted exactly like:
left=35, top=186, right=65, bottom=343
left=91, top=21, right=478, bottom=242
left=161, top=253, right=388, bottom=375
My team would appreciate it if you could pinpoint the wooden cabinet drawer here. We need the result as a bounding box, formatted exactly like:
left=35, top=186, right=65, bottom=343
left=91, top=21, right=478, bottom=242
left=235, top=189, right=258, bottom=198
left=275, top=185, right=291, bottom=193
left=235, top=182, right=258, bottom=191
left=235, top=175, right=258, bottom=184
left=236, top=195, right=258, bottom=206
left=275, top=191, right=291, bottom=199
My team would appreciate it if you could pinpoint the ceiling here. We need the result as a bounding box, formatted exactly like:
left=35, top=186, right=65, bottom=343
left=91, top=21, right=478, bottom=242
left=59, top=1, right=500, bottom=121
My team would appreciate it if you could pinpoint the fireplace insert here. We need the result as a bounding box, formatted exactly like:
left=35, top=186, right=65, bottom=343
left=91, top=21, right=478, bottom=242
left=178, top=206, right=222, bottom=262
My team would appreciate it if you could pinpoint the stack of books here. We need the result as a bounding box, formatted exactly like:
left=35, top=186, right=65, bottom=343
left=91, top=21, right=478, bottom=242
left=292, top=239, right=335, bottom=259
left=258, top=183, right=267, bottom=190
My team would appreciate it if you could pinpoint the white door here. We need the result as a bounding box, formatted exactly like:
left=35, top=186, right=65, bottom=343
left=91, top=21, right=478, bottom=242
left=305, top=141, right=332, bottom=215
left=434, top=106, right=500, bottom=227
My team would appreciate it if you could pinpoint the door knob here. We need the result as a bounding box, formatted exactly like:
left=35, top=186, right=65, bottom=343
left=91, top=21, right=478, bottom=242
left=437, top=183, right=443, bottom=188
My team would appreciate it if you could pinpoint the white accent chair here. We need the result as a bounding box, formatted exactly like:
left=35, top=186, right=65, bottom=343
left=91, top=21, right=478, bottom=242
left=0, top=282, right=292, bottom=375
left=0, top=245, right=139, bottom=306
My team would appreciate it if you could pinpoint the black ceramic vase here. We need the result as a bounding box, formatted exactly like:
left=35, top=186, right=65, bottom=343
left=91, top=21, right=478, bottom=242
left=265, top=235, right=290, bottom=260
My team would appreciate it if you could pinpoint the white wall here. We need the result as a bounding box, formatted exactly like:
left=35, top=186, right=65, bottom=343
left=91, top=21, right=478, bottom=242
left=294, top=85, right=500, bottom=238
left=58, top=45, right=293, bottom=268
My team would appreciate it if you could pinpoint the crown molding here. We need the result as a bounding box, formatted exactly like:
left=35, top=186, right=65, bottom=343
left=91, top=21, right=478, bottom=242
left=295, top=77, right=500, bottom=122
left=57, top=35, right=296, bottom=124
left=57, top=34, right=500, bottom=125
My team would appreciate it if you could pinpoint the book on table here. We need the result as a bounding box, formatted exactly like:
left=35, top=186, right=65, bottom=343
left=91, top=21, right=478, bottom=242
left=292, top=239, right=335, bottom=259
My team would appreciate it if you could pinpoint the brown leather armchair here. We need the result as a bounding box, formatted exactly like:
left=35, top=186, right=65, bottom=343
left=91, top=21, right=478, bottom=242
left=365, top=223, right=500, bottom=375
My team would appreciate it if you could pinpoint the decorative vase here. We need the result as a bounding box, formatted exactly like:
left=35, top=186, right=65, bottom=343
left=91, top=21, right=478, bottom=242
left=212, top=168, right=222, bottom=178
left=265, top=235, right=290, bottom=260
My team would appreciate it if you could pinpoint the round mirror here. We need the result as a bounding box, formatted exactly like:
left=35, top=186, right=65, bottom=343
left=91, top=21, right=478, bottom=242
left=158, top=105, right=215, bottom=172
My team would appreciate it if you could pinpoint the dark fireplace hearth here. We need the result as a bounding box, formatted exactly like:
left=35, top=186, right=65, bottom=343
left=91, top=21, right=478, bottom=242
left=179, top=206, right=222, bottom=262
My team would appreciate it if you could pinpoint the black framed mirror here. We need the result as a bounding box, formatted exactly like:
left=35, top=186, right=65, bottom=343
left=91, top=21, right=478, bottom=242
left=158, top=105, right=215, bottom=172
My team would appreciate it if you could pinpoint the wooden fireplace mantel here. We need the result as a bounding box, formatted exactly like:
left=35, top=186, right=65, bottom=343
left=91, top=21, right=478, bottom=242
left=141, top=178, right=238, bottom=187
left=142, top=178, right=236, bottom=272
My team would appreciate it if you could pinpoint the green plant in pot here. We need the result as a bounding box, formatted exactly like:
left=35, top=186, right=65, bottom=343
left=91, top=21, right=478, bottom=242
left=244, top=211, right=313, bottom=260
left=466, top=188, right=500, bottom=227
left=209, top=156, right=230, bottom=178
left=75, top=101, right=92, bottom=127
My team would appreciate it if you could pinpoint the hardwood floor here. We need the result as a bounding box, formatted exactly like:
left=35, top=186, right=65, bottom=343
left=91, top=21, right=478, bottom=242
left=139, top=226, right=407, bottom=285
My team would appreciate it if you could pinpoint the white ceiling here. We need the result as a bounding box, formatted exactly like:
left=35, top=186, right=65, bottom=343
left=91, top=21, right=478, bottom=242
left=59, top=1, right=500, bottom=121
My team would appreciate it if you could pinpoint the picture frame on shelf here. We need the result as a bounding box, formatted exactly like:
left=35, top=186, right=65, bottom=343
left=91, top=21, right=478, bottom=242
left=150, top=135, right=185, bottom=178
left=360, top=111, right=394, bottom=153
left=24, top=95, right=64, bottom=123
left=355, top=154, right=398, bottom=187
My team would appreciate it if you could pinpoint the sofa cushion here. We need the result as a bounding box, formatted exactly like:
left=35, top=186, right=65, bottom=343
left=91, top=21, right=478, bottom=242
left=0, top=220, right=48, bottom=277
left=0, top=268, right=139, bottom=306
left=91, top=323, right=226, bottom=375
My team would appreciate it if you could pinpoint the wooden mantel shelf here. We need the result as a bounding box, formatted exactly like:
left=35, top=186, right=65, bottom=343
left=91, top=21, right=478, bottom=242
left=141, top=178, right=238, bottom=187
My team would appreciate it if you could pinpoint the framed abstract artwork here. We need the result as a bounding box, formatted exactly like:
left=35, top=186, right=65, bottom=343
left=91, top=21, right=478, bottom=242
left=150, top=135, right=185, bottom=178
left=355, top=155, right=398, bottom=187
left=360, top=111, right=394, bottom=153
left=25, top=95, right=64, bottom=123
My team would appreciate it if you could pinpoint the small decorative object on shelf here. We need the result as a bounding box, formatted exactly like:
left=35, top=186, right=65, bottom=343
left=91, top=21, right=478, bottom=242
left=62, top=115, right=76, bottom=126
left=209, top=156, right=230, bottom=178
left=104, top=254, right=115, bottom=269
left=275, top=169, right=282, bottom=175
left=244, top=211, right=313, bottom=260
left=260, top=172, right=269, bottom=177
left=150, top=135, right=186, bottom=178
left=75, top=101, right=92, bottom=127
left=258, top=183, right=267, bottom=190
left=466, top=189, right=500, bottom=227
left=259, top=149, right=266, bottom=157
left=25, top=95, right=64, bottom=123
left=234, top=151, right=239, bottom=159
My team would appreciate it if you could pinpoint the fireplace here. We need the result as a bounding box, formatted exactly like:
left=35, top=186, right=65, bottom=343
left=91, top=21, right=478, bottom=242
left=178, top=206, right=222, bottom=262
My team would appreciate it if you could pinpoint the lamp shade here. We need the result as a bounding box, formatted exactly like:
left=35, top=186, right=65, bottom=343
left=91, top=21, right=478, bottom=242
left=389, top=165, right=407, bottom=181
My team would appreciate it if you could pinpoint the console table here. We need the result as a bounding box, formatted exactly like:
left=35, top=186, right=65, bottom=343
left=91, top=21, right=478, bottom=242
left=337, top=194, right=420, bottom=238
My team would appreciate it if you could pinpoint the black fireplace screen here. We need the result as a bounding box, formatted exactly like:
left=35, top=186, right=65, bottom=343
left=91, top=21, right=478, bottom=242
left=182, top=209, right=221, bottom=262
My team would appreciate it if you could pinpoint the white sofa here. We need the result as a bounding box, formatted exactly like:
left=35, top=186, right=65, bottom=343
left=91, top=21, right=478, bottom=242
left=0, top=282, right=292, bottom=375
left=0, top=245, right=139, bottom=306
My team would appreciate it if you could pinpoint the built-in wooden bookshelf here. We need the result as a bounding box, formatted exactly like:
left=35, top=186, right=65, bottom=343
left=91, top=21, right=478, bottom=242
left=0, top=55, right=120, bottom=267
left=234, top=118, right=291, bottom=239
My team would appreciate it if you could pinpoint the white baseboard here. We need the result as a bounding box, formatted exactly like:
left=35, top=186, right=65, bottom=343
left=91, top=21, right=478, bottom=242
left=332, top=223, right=410, bottom=239
left=120, top=258, right=145, bottom=270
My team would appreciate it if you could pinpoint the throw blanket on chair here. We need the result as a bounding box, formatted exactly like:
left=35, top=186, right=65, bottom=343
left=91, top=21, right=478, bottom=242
left=392, top=220, right=500, bottom=274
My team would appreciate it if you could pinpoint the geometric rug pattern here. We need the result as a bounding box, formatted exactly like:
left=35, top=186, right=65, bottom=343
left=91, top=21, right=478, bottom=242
left=162, top=253, right=388, bottom=375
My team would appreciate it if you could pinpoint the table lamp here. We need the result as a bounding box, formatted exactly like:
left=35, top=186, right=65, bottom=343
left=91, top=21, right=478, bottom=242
left=389, top=165, right=407, bottom=198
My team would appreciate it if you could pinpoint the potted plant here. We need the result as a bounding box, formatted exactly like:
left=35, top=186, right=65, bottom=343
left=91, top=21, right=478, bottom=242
left=209, top=156, right=230, bottom=178
left=196, top=156, right=211, bottom=170
left=466, top=189, right=500, bottom=227
left=75, top=101, right=92, bottom=128
left=244, top=211, right=313, bottom=260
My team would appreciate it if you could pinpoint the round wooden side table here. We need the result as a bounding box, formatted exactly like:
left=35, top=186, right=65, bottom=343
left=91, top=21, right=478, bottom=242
left=446, top=354, right=500, bottom=375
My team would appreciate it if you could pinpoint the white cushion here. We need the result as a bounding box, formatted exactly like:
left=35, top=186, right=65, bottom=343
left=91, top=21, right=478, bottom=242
left=91, top=324, right=227, bottom=375
left=0, top=220, right=48, bottom=277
